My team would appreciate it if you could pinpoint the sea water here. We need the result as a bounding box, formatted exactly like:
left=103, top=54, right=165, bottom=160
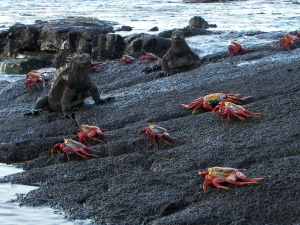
left=0, top=163, right=90, bottom=224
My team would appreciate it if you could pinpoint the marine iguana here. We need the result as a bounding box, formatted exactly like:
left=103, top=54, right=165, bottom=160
left=24, top=53, right=112, bottom=118
left=142, top=29, right=201, bottom=76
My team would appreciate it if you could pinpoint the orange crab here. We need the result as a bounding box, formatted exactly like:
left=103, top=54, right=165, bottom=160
left=51, top=139, right=102, bottom=161
left=199, top=167, right=264, bottom=192
left=139, top=53, right=159, bottom=62
left=212, top=100, right=261, bottom=121
left=278, top=33, right=300, bottom=51
left=228, top=41, right=253, bottom=56
left=119, top=55, right=135, bottom=64
left=77, top=125, right=113, bottom=146
left=181, top=93, right=251, bottom=114
left=25, top=70, right=48, bottom=91
left=138, top=125, right=183, bottom=145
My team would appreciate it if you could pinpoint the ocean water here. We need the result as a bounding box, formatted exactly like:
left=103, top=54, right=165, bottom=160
left=0, top=163, right=90, bottom=225
left=0, top=0, right=299, bottom=224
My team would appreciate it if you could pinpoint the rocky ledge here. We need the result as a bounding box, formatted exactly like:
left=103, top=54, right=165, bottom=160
left=0, top=16, right=211, bottom=73
left=0, top=20, right=299, bottom=224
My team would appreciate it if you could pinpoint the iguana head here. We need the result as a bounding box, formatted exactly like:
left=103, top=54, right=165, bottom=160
left=171, top=29, right=185, bottom=42
left=68, top=53, right=91, bottom=70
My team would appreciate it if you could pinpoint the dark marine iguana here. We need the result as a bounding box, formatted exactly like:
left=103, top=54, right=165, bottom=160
left=24, top=53, right=112, bottom=119
left=142, top=29, right=201, bottom=76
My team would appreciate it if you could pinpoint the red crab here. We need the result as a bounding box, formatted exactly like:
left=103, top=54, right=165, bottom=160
left=181, top=93, right=251, bottom=114
left=139, top=53, right=159, bottom=62
left=91, top=61, right=107, bottom=69
left=228, top=41, right=253, bottom=55
left=292, top=30, right=300, bottom=38
left=50, top=139, right=102, bottom=161
left=212, top=100, right=261, bottom=121
left=119, top=55, right=135, bottom=64
left=138, top=125, right=183, bottom=145
left=278, top=34, right=299, bottom=51
left=77, top=125, right=113, bottom=146
left=25, top=70, right=48, bottom=91
left=199, top=167, right=264, bottom=192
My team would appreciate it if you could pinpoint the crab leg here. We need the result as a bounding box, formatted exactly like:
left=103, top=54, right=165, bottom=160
left=162, top=133, right=183, bottom=143
left=157, top=135, right=171, bottom=145
left=77, top=149, right=100, bottom=158
left=150, top=133, right=159, bottom=145
left=230, top=108, right=261, bottom=119
left=87, top=131, right=105, bottom=143
left=198, top=171, right=209, bottom=176
left=62, top=147, right=88, bottom=161
left=78, top=136, right=89, bottom=146
left=96, top=130, right=114, bottom=137
left=50, top=143, right=64, bottom=154
left=227, top=109, right=246, bottom=121
left=211, top=179, right=230, bottom=189
left=225, top=174, right=259, bottom=185
left=82, top=146, right=102, bottom=153
left=192, top=103, right=205, bottom=114
left=26, top=80, right=41, bottom=91
left=236, top=172, right=264, bottom=182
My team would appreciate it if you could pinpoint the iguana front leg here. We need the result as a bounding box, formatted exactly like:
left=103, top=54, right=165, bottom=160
left=159, top=55, right=173, bottom=76
left=89, top=83, right=114, bottom=104
left=141, top=64, right=159, bottom=73
left=61, top=87, right=76, bottom=119
left=24, top=96, right=49, bottom=116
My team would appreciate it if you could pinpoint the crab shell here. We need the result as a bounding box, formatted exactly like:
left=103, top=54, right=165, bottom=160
left=199, top=167, right=264, bottom=192
left=138, top=53, right=159, bottom=62
left=25, top=70, right=47, bottom=91
left=119, top=55, right=135, bottom=64
left=77, top=125, right=113, bottom=146
left=181, top=93, right=251, bottom=114
left=51, top=138, right=102, bottom=161
left=212, top=101, right=261, bottom=121
left=138, top=124, right=183, bottom=145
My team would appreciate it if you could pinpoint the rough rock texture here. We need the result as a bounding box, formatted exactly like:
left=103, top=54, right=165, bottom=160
left=0, top=22, right=171, bottom=72
left=189, top=16, right=209, bottom=29
left=0, top=35, right=299, bottom=224
left=0, top=17, right=117, bottom=70
left=0, top=16, right=214, bottom=74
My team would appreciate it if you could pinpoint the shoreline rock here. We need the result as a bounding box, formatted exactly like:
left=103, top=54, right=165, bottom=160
left=0, top=16, right=214, bottom=73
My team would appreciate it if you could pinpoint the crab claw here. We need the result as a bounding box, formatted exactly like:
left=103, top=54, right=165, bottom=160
left=78, top=125, right=113, bottom=146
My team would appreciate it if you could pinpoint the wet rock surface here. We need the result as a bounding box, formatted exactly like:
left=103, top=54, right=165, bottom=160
left=0, top=16, right=215, bottom=73
left=0, top=33, right=300, bottom=224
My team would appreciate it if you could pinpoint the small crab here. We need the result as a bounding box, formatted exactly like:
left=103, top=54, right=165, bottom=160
left=212, top=100, right=261, bottom=121
left=90, top=61, right=107, bottom=70
left=119, top=55, right=135, bottom=64
left=77, top=125, right=113, bottom=146
left=138, top=125, right=183, bottom=145
left=278, top=34, right=299, bottom=51
left=292, top=30, right=300, bottom=38
left=228, top=41, right=253, bottom=56
left=25, top=70, right=48, bottom=91
left=199, top=167, right=264, bottom=192
left=181, top=93, right=251, bottom=114
left=51, top=139, right=102, bottom=161
left=139, top=53, right=159, bottom=62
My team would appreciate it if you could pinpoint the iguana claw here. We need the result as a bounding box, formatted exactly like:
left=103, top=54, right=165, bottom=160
left=142, top=65, right=159, bottom=73
left=95, top=96, right=115, bottom=104
left=24, top=109, right=43, bottom=116
left=159, top=70, right=173, bottom=77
